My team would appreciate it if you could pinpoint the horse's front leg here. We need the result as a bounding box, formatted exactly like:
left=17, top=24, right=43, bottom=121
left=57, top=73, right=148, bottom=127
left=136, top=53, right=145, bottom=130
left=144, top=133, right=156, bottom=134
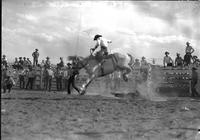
left=79, top=74, right=96, bottom=95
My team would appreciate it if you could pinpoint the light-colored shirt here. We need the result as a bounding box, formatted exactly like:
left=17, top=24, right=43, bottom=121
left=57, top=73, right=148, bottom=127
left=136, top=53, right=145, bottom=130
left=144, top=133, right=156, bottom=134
left=163, top=56, right=173, bottom=66
left=95, top=37, right=111, bottom=49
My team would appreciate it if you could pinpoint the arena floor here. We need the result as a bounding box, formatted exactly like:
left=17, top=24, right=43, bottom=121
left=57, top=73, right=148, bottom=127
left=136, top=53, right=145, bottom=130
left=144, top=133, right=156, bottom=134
left=1, top=90, right=200, bottom=140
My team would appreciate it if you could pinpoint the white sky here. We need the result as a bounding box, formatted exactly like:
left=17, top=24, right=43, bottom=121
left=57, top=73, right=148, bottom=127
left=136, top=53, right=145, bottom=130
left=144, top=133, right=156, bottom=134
left=2, top=0, right=200, bottom=64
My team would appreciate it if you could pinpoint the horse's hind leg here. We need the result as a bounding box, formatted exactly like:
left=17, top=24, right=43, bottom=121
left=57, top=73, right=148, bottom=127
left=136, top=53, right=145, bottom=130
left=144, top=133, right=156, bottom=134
left=80, top=74, right=96, bottom=95
left=117, top=66, right=131, bottom=82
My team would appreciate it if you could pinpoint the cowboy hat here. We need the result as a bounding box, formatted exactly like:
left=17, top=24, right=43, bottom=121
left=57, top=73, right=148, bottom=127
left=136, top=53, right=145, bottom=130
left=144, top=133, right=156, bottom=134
left=35, top=49, right=38, bottom=51
left=176, top=53, right=180, bottom=55
left=165, top=51, right=169, bottom=55
left=94, top=34, right=102, bottom=40
left=186, top=42, right=190, bottom=45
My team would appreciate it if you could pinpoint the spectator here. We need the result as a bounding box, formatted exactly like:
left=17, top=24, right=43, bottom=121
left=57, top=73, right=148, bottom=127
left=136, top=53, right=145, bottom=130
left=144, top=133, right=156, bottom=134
left=44, top=57, right=51, bottom=69
left=133, top=59, right=140, bottom=69
left=27, top=58, right=32, bottom=66
left=140, top=57, right=149, bottom=81
left=55, top=66, right=63, bottom=91
left=141, top=57, right=148, bottom=67
left=18, top=57, right=24, bottom=69
left=23, top=57, right=29, bottom=67
left=57, top=57, right=64, bottom=69
left=40, top=60, right=45, bottom=68
left=2, top=54, right=8, bottom=69
left=163, top=51, right=173, bottom=67
left=13, top=57, right=19, bottom=69
left=191, top=67, right=199, bottom=97
left=184, top=42, right=194, bottom=66
left=32, top=49, right=39, bottom=66
left=63, top=63, right=71, bottom=90
left=3, top=76, right=15, bottom=93
left=175, top=53, right=183, bottom=67
left=26, top=67, right=35, bottom=90
left=18, top=57, right=23, bottom=65
left=19, top=69, right=27, bottom=89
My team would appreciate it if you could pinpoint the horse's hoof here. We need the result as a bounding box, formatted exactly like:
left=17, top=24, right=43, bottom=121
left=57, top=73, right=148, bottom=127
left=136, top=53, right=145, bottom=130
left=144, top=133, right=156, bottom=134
left=80, top=90, right=86, bottom=95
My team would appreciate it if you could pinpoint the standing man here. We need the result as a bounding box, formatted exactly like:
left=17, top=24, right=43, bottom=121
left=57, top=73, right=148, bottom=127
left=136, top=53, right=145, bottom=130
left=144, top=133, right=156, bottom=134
left=32, top=49, right=39, bottom=66
left=55, top=66, right=63, bottom=91
left=2, top=55, right=8, bottom=69
left=184, top=42, right=194, bottom=66
left=191, top=67, right=199, bottom=97
left=44, top=57, right=51, bottom=69
left=26, top=67, right=35, bottom=90
left=163, top=51, right=173, bottom=67
left=175, top=53, right=183, bottom=67
left=18, top=57, right=24, bottom=69
left=23, top=57, right=28, bottom=67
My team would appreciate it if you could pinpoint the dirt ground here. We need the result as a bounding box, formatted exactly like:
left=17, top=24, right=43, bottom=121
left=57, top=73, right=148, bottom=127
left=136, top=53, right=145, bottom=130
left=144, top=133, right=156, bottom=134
left=1, top=90, right=200, bottom=140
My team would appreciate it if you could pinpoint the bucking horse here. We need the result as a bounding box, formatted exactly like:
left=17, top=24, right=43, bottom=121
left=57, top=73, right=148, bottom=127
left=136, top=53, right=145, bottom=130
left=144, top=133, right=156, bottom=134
left=72, top=49, right=134, bottom=95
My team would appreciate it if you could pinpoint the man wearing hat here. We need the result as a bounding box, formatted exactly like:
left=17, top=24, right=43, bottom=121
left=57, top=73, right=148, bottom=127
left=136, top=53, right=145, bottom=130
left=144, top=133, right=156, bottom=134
left=23, top=57, right=29, bottom=67
left=2, top=55, right=8, bottom=69
left=184, top=42, right=194, bottom=66
left=191, top=67, right=199, bottom=97
left=175, top=53, right=183, bottom=67
left=91, top=34, right=112, bottom=61
left=32, top=49, right=39, bottom=66
left=44, top=57, right=51, bottom=69
left=163, top=51, right=173, bottom=67
left=63, top=63, right=71, bottom=90
left=18, top=57, right=24, bottom=69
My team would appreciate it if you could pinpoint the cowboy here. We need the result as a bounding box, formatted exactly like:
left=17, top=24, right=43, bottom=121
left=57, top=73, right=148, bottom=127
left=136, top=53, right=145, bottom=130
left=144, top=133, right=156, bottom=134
left=191, top=67, right=199, bottom=97
left=163, top=51, right=173, bottom=67
left=32, top=49, right=39, bottom=66
left=175, top=53, right=183, bottom=67
left=3, top=76, right=15, bottom=93
left=91, top=34, right=112, bottom=61
left=184, top=42, right=194, bottom=66
left=2, top=55, right=8, bottom=69
left=44, top=57, right=51, bottom=69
